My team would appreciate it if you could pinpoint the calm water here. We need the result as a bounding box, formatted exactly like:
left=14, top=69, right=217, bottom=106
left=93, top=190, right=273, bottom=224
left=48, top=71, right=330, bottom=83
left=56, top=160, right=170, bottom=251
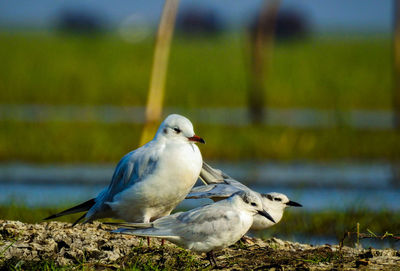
left=0, top=161, right=399, bottom=211
left=1, top=182, right=399, bottom=211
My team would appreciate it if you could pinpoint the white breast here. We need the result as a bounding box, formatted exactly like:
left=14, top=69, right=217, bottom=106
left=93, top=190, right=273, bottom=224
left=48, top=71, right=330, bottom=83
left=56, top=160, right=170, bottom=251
left=111, top=141, right=202, bottom=222
left=250, top=208, right=283, bottom=231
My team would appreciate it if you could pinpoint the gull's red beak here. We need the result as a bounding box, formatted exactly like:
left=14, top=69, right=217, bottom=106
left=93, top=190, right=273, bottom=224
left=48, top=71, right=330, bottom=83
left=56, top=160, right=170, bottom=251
left=188, top=135, right=205, bottom=144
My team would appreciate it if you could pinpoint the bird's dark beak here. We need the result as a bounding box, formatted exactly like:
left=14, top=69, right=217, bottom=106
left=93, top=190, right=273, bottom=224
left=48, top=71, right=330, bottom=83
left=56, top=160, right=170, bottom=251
left=258, top=210, right=275, bottom=223
left=188, top=135, right=205, bottom=144
left=286, top=200, right=302, bottom=207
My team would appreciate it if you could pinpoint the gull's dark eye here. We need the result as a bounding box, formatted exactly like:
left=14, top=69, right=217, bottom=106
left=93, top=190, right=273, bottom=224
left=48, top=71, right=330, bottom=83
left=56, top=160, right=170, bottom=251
left=251, top=202, right=257, bottom=206
left=275, top=198, right=282, bottom=202
left=173, top=127, right=181, bottom=134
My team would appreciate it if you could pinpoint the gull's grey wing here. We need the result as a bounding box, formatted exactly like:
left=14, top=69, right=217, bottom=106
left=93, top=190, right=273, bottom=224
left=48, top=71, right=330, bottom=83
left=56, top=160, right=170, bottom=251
left=186, top=183, right=242, bottom=200
left=102, top=143, right=160, bottom=202
left=201, top=162, right=251, bottom=190
left=86, top=143, right=160, bottom=220
left=171, top=204, right=241, bottom=241
left=200, top=162, right=230, bottom=184
left=223, top=178, right=252, bottom=192
left=115, top=203, right=241, bottom=242
left=189, top=162, right=253, bottom=200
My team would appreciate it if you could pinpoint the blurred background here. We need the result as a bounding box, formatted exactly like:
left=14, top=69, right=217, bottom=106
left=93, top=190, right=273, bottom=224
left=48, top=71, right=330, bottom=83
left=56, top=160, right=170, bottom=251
left=0, top=0, right=399, bottom=248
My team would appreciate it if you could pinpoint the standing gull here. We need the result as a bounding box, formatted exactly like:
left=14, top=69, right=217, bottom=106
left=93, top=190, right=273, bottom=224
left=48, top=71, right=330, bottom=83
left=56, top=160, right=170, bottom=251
left=112, top=190, right=275, bottom=266
left=187, top=162, right=302, bottom=231
left=45, top=114, right=205, bottom=227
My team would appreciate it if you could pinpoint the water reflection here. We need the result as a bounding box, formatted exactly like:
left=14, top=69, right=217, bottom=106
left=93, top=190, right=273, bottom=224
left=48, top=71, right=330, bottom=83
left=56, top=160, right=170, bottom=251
left=1, top=183, right=399, bottom=211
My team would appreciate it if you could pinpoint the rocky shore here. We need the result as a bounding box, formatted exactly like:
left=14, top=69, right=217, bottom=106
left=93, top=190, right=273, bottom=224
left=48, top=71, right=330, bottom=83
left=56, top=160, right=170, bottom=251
left=0, top=220, right=399, bottom=270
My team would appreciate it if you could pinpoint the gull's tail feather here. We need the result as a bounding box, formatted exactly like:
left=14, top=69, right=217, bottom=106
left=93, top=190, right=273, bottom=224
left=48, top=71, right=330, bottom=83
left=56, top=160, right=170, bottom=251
left=200, top=162, right=227, bottom=184
left=44, top=198, right=95, bottom=221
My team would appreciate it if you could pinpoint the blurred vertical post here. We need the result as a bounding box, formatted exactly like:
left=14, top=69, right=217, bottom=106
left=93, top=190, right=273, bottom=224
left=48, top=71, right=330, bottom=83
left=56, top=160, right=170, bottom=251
left=140, top=0, right=180, bottom=145
left=248, top=0, right=281, bottom=124
left=394, top=0, right=400, bottom=128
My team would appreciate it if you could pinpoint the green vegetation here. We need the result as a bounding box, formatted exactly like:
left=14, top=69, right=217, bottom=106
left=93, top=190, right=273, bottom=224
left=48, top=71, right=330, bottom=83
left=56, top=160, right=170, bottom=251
left=0, top=33, right=396, bottom=162
left=0, top=33, right=392, bottom=109
left=2, top=121, right=400, bottom=162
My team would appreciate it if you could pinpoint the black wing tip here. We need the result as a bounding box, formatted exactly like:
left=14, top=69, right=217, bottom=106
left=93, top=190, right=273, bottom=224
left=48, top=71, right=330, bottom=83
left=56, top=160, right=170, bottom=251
left=43, top=198, right=95, bottom=221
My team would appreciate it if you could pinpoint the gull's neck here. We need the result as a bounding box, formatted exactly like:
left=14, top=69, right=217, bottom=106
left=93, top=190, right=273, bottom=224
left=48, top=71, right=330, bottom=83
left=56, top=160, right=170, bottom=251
left=267, top=205, right=285, bottom=223
left=229, top=195, right=253, bottom=214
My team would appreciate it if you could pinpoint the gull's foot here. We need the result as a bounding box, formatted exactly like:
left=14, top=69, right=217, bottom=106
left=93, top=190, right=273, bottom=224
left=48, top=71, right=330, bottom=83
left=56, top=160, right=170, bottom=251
left=240, top=235, right=255, bottom=245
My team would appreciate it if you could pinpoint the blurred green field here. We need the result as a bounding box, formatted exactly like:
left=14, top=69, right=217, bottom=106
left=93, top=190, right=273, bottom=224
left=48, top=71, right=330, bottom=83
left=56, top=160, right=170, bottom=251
left=0, top=33, right=392, bottom=109
left=2, top=121, right=400, bottom=162
left=0, top=33, right=397, bottom=162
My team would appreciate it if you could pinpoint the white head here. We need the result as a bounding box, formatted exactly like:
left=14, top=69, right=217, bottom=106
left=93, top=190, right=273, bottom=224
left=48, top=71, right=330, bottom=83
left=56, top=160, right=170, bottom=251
left=251, top=193, right=302, bottom=230
left=262, top=192, right=302, bottom=212
left=155, top=114, right=205, bottom=144
left=232, top=191, right=275, bottom=223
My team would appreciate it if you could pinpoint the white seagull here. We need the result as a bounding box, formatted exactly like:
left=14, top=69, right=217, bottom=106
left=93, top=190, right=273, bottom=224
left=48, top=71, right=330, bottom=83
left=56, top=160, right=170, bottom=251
left=112, top=190, right=275, bottom=266
left=45, top=114, right=205, bottom=226
left=187, top=162, right=302, bottom=231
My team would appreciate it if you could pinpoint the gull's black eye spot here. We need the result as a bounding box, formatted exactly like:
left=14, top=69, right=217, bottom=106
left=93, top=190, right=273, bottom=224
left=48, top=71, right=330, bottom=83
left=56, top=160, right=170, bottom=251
left=275, top=198, right=282, bottom=202
left=173, top=127, right=181, bottom=134
left=251, top=202, right=257, bottom=206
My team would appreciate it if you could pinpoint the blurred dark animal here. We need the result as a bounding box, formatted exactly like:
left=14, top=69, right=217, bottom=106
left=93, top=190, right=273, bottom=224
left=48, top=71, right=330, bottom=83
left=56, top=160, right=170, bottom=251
left=250, top=9, right=310, bottom=41
left=176, top=7, right=223, bottom=36
left=57, top=9, right=105, bottom=34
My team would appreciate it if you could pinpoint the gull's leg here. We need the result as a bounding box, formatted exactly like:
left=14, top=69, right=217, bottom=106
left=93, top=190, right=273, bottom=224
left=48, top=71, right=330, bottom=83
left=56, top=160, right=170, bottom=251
left=144, top=217, right=151, bottom=247
left=211, top=252, right=218, bottom=267
left=206, top=251, right=218, bottom=267
left=161, top=239, right=165, bottom=246
left=147, top=237, right=151, bottom=247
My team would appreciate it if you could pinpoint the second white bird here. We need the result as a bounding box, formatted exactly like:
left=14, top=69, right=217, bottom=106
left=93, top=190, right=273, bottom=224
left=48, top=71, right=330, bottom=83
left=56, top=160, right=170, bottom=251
left=112, top=190, right=275, bottom=265
left=187, top=162, right=302, bottom=231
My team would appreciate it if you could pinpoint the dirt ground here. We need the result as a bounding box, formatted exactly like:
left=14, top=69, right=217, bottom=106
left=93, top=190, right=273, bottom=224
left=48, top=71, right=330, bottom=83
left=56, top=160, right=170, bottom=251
left=1, top=220, right=399, bottom=270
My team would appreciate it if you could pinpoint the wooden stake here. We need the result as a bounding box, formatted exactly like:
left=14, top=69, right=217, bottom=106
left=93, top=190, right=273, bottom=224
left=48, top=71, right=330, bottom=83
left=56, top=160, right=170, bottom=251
left=140, top=0, right=180, bottom=145
left=248, top=0, right=281, bottom=124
